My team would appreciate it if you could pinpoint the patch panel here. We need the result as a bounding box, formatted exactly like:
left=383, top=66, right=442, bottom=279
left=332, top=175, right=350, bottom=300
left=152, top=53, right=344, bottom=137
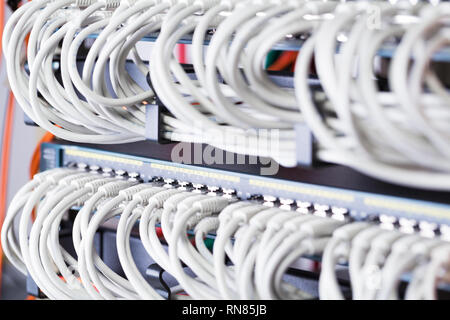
left=41, top=142, right=450, bottom=239
left=92, top=30, right=450, bottom=63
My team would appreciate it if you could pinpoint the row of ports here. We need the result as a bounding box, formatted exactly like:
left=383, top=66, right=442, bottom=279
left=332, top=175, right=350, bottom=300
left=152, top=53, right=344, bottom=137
left=248, top=194, right=350, bottom=220
left=67, top=162, right=237, bottom=197
left=249, top=194, right=450, bottom=241
left=67, top=162, right=450, bottom=241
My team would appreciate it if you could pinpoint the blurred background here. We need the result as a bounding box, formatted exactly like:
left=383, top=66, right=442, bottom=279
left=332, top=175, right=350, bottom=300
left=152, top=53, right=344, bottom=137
left=0, top=2, right=45, bottom=300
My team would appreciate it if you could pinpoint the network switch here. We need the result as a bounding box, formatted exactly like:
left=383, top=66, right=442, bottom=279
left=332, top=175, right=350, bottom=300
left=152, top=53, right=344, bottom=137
left=41, top=142, right=450, bottom=238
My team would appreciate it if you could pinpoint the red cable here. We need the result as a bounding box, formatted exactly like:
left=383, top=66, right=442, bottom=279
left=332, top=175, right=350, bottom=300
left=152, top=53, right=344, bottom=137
left=178, top=44, right=187, bottom=64
left=0, top=0, right=8, bottom=297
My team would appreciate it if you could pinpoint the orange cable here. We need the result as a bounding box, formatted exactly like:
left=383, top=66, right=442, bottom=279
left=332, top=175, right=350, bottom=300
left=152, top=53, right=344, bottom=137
left=29, top=131, right=54, bottom=222
left=0, top=0, right=8, bottom=296
left=0, top=91, right=16, bottom=297
left=267, top=51, right=298, bottom=71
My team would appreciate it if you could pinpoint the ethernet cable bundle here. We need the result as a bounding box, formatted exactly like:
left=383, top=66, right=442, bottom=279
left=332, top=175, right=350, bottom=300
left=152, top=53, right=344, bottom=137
left=2, top=167, right=449, bottom=300
left=4, top=0, right=450, bottom=190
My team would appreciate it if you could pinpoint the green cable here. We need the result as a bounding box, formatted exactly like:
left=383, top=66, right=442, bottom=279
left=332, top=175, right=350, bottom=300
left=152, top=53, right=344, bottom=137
left=204, top=237, right=215, bottom=250
left=264, top=50, right=282, bottom=69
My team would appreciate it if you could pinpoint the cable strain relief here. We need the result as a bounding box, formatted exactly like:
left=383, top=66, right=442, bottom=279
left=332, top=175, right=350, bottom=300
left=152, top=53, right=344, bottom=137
left=105, top=0, right=121, bottom=9
left=187, top=211, right=212, bottom=229
left=57, top=173, right=88, bottom=186
left=146, top=188, right=182, bottom=207
left=186, top=215, right=200, bottom=229
left=193, top=0, right=219, bottom=11
left=119, top=184, right=151, bottom=201
left=266, top=211, right=298, bottom=230
left=133, top=186, right=165, bottom=204
left=50, top=7, right=76, bottom=20
left=99, top=180, right=136, bottom=197
left=350, top=226, right=382, bottom=249
left=33, top=168, right=70, bottom=183
left=249, top=207, right=282, bottom=230
left=232, top=204, right=266, bottom=223
left=75, top=0, right=94, bottom=8
left=100, top=10, right=114, bottom=18
left=284, top=215, right=319, bottom=232
left=177, top=194, right=208, bottom=212
left=194, top=216, right=219, bottom=234
left=163, top=192, right=194, bottom=212
left=195, top=197, right=229, bottom=213
left=58, top=174, right=86, bottom=187
left=218, top=201, right=251, bottom=223
left=151, top=14, right=164, bottom=23
left=163, top=191, right=194, bottom=211
left=70, top=175, right=102, bottom=189
left=370, top=231, right=403, bottom=252
left=332, top=222, right=371, bottom=241
left=48, top=171, right=80, bottom=185
left=85, top=178, right=115, bottom=193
